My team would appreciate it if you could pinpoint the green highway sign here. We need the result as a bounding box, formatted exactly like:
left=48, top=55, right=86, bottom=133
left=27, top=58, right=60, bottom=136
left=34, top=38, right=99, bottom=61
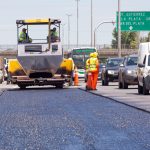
left=73, top=48, right=95, bottom=54
left=116, top=11, right=150, bottom=31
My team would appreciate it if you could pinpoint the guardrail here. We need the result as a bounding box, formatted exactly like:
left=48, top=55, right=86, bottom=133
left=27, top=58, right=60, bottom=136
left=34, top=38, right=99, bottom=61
left=98, top=49, right=138, bottom=58
left=0, top=44, right=138, bottom=58
left=0, top=45, right=17, bottom=51
left=62, top=44, right=138, bottom=52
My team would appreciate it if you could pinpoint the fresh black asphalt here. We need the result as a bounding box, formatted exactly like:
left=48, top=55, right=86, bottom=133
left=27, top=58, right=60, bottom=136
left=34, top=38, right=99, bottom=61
left=0, top=88, right=149, bottom=150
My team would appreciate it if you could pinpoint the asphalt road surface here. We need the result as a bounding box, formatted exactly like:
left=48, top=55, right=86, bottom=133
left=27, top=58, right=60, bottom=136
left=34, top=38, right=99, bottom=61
left=0, top=87, right=150, bottom=150
left=84, top=81, right=150, bottom=112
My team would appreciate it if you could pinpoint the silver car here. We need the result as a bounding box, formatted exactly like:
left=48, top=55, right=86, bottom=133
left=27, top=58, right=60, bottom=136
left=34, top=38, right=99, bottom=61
left=118, top=55, right=138, bottom=89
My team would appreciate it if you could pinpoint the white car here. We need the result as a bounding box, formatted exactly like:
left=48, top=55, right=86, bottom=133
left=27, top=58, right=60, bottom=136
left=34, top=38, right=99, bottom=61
left=137, top=42, right=150, bottom=95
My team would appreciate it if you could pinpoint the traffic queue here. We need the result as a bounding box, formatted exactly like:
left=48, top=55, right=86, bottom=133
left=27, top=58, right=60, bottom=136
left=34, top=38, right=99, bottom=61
left=70, top=42, right=150, bottom=96
left=100, top=42, right=150, bottom=95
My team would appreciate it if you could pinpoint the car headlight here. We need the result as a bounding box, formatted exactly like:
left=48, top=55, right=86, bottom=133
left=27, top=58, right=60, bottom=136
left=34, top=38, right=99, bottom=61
left=108, top=70, right=114, bottom=74
left=127, top=70, right=132, bottom=74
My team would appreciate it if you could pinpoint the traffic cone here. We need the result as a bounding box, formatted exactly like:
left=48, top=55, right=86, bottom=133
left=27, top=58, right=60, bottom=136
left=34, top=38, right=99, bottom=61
left=86, top=72, right=92, bottom=90
left=74, top=67, right=79, bottom=86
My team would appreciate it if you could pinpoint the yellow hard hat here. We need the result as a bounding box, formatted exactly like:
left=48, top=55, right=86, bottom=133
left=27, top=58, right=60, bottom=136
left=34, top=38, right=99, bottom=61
left=90, top=53, right=94, bottom=57
left=93, top=52, right=98, bottom=58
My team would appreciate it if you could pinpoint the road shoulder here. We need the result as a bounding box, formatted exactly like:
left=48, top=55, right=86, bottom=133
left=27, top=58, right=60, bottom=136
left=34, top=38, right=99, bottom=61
left=79, top=82, right=150, bottom=113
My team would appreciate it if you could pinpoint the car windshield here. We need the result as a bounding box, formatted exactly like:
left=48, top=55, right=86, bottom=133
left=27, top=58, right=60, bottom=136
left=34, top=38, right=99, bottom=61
left=107, top=59, right=123, bottom=67
left=127, top=57, right=138, bottom=66
left=148, top=55, right=150, bottom=66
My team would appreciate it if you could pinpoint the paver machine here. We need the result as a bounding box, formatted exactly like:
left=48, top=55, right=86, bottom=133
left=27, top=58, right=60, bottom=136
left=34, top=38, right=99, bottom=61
left=9, top=18, right=73, bottom=89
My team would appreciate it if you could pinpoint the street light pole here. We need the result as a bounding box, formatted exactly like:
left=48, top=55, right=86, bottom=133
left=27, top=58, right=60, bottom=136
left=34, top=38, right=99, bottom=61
left=66, top=14, right=72, bottom=50
left=75, top=0, right=80, bottom=47
left=94, top=21, right=115, bottom=47
left=91, top=0, right=93, bottom=47
left=118, top=0, right=121, bottom=57
left=61, top=24, right=66, bottom=49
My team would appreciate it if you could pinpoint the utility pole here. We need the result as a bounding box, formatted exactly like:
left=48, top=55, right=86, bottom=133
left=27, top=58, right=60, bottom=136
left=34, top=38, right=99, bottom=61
left=118, top=0, right=121, bottom=57
left=91, top=0, right=93, bottom=47
left=61, top=24, right=66, bottom=56
left=75, top=0, right=80, bottom=47
left=66, top=14, right=72, bottom=50
left=61, top=24, right=66, bottom=46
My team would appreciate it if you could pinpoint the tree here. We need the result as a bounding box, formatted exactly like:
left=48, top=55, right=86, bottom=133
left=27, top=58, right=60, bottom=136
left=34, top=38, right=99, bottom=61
left=112, top=28, right=139, bottom=49
left=140, top=32, right=150, bottom=42
left=148, top=32, right=150, bottom=41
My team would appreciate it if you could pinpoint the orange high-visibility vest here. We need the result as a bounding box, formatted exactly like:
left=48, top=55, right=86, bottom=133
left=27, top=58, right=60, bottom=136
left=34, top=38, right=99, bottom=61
left=89, top=57, right=98, bottom=72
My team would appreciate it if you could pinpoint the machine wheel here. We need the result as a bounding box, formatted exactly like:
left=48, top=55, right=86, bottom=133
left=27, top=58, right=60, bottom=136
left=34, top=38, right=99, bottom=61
left=18, top=84, right=26, bottom=89
left=122, top=79, right=128, bottom=89
left=143, top=80, right=149, bottom=95
left=138, top=83, right=143, bottom=94
left=55, top=84, right=64, bottom=89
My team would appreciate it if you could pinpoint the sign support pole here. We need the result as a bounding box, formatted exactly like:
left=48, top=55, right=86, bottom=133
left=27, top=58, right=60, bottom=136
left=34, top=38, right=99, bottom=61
left=118, top=0, right=121, bottom=58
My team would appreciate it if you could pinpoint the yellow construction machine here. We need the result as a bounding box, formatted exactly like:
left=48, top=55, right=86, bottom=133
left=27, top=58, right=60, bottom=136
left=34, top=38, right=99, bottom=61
left=8, top=18, right=74, bottom=89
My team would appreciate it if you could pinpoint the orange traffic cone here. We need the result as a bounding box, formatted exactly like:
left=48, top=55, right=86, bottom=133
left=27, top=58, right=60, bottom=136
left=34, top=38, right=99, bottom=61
left=74, top=67, right=79, bottom=86
left=86, top=72, right=92, bottom=90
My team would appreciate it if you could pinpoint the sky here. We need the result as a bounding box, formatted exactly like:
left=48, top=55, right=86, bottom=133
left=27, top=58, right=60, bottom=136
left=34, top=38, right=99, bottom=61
left=0, top=0, right=149, bottom=46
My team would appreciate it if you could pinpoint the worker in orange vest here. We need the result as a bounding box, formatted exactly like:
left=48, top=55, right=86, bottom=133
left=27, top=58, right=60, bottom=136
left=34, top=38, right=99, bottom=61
left=89, top=52, right=99, bottom=90
left=86, top=53, right=93, bottom=90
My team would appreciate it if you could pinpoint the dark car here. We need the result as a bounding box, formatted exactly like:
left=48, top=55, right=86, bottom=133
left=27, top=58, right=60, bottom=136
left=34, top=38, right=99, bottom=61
left=118, top=55, right=138, bottom=89
left=101, top=57, right=123, bottom=86
left=98, top=64, right=104, bottom=80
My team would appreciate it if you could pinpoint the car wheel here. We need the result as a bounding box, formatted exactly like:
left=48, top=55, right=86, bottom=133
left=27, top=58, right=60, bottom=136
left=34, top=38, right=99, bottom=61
left=118, top=81, right=123, bottom=89
left=118, top=75, right=123, bottom=89
left=102, top=79, right=104, bottom=86
left=143, top=80, right=149, bottom=95
left=138, top=83, right=143, bottom=94
left=123, top=79, right=128, bottom=89
left=104, top=77, right=109, bottom=86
